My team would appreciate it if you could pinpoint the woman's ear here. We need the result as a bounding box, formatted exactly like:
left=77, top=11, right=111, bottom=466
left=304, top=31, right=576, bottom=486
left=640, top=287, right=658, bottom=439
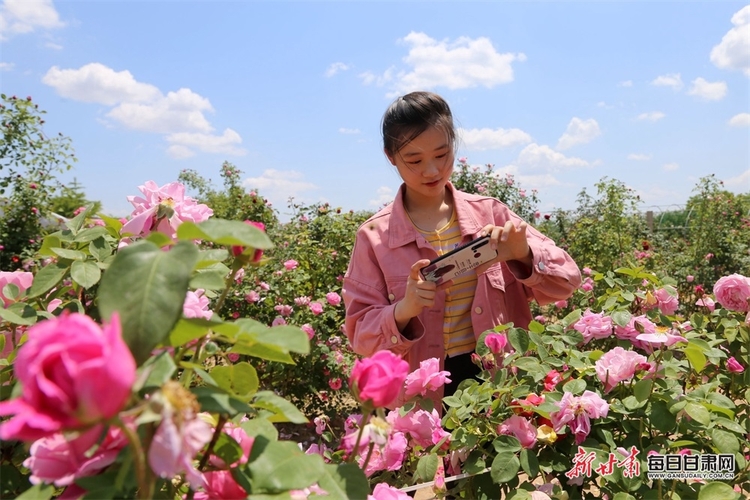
left=384, top=149, right=396, bottom=166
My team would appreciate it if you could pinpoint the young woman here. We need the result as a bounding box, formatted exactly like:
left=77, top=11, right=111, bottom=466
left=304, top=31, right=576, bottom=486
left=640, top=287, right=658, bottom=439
left=343, top=91, right=581, bottom=409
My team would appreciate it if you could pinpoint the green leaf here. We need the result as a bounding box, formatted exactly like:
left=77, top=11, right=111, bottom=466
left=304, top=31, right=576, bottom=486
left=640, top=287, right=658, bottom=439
left=713, top=417, right=746, bottom=434
left=612, top=493, right=637, bottom=500
left=561, top=330, right=584, bottom=345
left=88, top=237, right=111, bottom=262
left=168, top=318, right=217, bottom=347
left=508, top=328, right=529, bottom=354
left=633, top=379, right=653, bottom=402
left=241, top=418, right=279, bottom=441
left=252, top=391, right=308, bottom=424
left=710, top=428, right=739, bottom=453
left=684, top=402, right=711, bottom=426
left=560, top=309, right=582, bottom=328
left=0, top=303, right=37, bottom=326
left=74, top=226, right=109, bottom=243
left=135, top=351, right=177, bottom=392
left=211, top=362, right=259, bottom=401
left=213, top=432, right=244, bottom=467
left=519, top=448, right=539, bottom=478
left=190, top=268, right=228, bottom=290
left=316, top=463, right=370, bottom=500
left=611, top=310, right=632, bottom=327
left=192, top=386, right=253, bottom=416
left=71, top=260, right=101, bottom=289
left=16, top=483, right=55, bottom=500
left=562, top=378, right=587, bottom=395
left=145, top=231, right=175, bottom=248
left=697, top=482, right=740, bottom=500
left=98, top=213, right=123, bottom=234
left=177, top=219, right=273, bottom=249
left=683, top=344, right=707, bottom=373
left=416, top=453, right=439, bottom=482
left=98, top=240, right=199, bottom=364
left=245, top=437, right=324, bottom=492
left=492, top=435, right=521, bottom=453
left=26, top=262, right=68, bottom=298
left=527, top=320, right=545, bottom=334
left=38, top=234, right=63, bottom=257
left=490, top=452, right=520, bottom=484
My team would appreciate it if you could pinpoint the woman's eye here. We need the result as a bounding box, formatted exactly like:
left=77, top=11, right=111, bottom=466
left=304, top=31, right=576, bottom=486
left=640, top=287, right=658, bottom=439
left=436, top=153, right=447, bottom=159
left=407, top=160, right=422, bottom=166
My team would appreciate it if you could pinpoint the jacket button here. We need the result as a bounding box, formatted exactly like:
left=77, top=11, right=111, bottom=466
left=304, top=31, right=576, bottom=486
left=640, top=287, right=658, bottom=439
left=537, top=262, right=546, bottom=271
left=391, top=335, right=398, bottom=344
left=388, top=293, right=395, bottom=301
left=474, top=307, right=482, bottom=314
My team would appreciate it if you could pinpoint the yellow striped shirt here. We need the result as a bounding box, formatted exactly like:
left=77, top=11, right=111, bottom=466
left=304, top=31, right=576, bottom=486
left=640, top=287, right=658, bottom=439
left=414, top=212, right=478, bottom=357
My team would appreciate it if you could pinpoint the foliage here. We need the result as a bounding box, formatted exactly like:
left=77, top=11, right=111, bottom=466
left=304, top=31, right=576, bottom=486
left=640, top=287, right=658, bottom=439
left=0, top=95, right=76, bottom=270
left=47, top=178, right=102, bottom=218
left=178, top=162, right=279, bottom=230
left=450, top=158, right=540, bottom=223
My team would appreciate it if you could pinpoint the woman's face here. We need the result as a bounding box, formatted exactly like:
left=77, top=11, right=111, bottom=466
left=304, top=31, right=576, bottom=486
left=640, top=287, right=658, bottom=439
left=387, top=125, right=454, bottom=201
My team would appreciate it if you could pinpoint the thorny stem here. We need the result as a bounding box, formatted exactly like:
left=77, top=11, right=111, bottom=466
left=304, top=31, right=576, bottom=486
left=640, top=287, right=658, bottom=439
left=361, top=442, right=376, bottom=474
left=349, top=408, right=372, bottom=464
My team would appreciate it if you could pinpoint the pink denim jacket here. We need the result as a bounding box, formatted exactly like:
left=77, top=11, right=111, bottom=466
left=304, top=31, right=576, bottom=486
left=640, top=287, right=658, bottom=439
left=343, top=183, right=581, bottom=406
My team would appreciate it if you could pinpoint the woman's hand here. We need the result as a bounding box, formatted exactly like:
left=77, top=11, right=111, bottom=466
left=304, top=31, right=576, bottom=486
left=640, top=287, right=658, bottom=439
left=481, top=221, right=533, bottom=267
left=394, top=259, right=450, bottom=331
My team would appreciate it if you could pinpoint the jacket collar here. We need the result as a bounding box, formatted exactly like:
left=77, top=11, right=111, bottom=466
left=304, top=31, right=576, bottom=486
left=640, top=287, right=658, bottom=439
left=388, top=182, right=485, bottom=248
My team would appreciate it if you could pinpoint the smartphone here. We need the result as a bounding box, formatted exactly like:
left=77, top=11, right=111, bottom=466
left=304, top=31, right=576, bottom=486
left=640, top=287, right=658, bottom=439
left=419, top=235, right=498, bottom=285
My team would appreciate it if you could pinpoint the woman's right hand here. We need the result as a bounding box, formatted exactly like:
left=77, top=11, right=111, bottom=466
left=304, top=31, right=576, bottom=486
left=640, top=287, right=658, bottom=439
left=394, top=259, right=448, bottom=331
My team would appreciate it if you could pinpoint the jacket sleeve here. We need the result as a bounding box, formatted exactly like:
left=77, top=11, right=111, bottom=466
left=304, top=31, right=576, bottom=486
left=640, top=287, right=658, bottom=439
left=342, top=231, right=424, bottom=358
left=498, top=205, right=582, bottom=305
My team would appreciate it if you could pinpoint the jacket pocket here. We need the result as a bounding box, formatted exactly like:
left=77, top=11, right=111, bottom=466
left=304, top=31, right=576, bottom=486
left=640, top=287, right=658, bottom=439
left=484, top=264, right=516, bottom=292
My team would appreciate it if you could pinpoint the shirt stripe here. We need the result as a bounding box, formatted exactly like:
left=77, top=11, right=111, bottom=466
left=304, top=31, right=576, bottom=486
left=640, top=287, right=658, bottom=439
left=413, top=212, right=478, bottom=357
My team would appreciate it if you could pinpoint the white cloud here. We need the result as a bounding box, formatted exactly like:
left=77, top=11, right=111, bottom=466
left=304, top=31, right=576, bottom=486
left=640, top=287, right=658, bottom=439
left=361, top=32, right=524, bottom=96
left=636, top=112, right=665, bottom=122
left=651, top=73, right=683, bottom=90
left=166, top=128, right=245, bottom=157
left=43, top=63, right=162, bottom=105
left=44, top=41, right=62, bottom=50
left=729, top=112, right=750, bottom=127
left=511, top=143, right=591, bottom=173
left=242, top=169, right=319, bottom=208
left=628, top=153, right=652, bottom=161
left=724, top=169, right=750, bottom=193
left=359, top=67, right=395, bottom=87
left=687, top=77, right=727, bottom=100
left=618, top=80, right=633, bottom=87
left=663, top=162, right=679, bottom=171
left=0, top=62, right=13, bottom=71
left=370, top=186, right=394, bottom=207
left=459, top=127, right=532, bottom=150
left=325, top=62, right=350, bottom=77
left=107, top=88, right=214, bottom=134
left=556, top=118, right=601, bottom=151
left=42, top=62, right=244, bottom=158
left=338, top=127, right=360, bottom=135
left=0, top=0, right=64, bottom=40
left=710, top=5, right=750, bottom=77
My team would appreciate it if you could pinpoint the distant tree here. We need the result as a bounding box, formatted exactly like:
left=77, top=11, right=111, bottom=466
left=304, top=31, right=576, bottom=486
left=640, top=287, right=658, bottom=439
left=48, top=178, right=102, bottom=218
left=0, top=94, right=76, bottom=270
left=178, top=161, right=278, bottom=229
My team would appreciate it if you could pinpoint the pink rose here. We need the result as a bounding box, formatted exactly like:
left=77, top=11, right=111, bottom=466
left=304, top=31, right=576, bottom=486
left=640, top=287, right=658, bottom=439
left=654, top=286, right=679, bottom=315
left=301, top=324, right=315, bottom=340
left=274, top=304, right=294, bottom=317
left=121, top=181, right=213, bottom=239
left=183, top=289, right=213, bottom=320
left=594, top=346, right=648, bottom=392
left=0, top=313, right=136, bottom=442
left=245, top=291, right=260, bottom=303
left=0, top=270, right=33, bottom=306
left=349, top=351, right=409, bottom=408
left=498, top=415, right=537, bottom=449
left=484, top=333, right=508, bottom=354
left=271, top=316, right=287, bottom=327
left=283, top=259, right=299, bottom=271
left=230, top=221, right=266, bottom=262
left=23, top=424, right=128, bottom=486
left=573, top=310, right=613, bottom=344
left=329, top=378, right=342, bottom=390
left=727, top=357, right=745, bottom=374
left=208, top=421, right=254, bottom=469
left=309, top=301, right=324, bottom=316
left=403, top=357, right=451, bottom=398
left=194, top=471, right=248, bottom=500
left=713, top=274, right=750, bottom=312
left=695, top=297, right=716, bottom=312
left=325, top=291, right=342, bottom=306
left=554, top=300, right=568, bottom=309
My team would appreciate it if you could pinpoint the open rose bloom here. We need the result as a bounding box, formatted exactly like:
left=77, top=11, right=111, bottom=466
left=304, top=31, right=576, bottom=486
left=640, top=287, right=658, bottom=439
left=0, top=313, right=136, bottom=442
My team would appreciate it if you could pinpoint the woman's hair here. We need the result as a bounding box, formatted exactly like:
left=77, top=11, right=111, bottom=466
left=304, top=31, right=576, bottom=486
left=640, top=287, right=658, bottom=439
left=381, top=91, right=456, bottom=157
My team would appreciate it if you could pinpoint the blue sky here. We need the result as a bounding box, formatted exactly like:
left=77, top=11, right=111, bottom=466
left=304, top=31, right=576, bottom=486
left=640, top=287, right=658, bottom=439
left=1, top=0, right=748, bottom=221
